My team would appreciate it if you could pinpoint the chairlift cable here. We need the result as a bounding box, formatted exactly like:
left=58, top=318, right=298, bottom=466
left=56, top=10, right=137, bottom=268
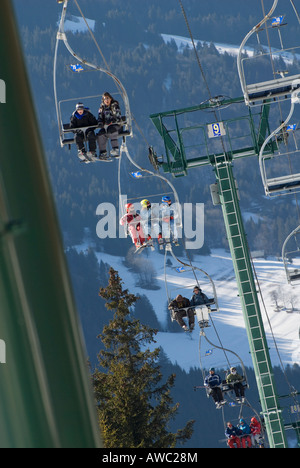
left=260, top=0, right=277, bottom=80
left=260, top=0, right=286, bottom=127
left=290, top=0, right=300, bottom=24
left=73, top=0, right=151, bottom=149
left=166, top=243, right=219, bottom=308
left=177, top=1, right=233, bottom=162
left=73, top=0, right=111, bottom=72
left=178, top=0, right=212, bottom=101
left=208, top=314, right=232, bottom=370
left=201, top=330, right=248, bottom=383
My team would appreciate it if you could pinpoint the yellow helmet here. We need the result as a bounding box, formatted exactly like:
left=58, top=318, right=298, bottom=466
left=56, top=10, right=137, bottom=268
left=141, top=199, right=150, bottom=207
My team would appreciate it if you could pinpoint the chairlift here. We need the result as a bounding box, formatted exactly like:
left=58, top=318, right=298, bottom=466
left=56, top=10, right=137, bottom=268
left=164, top=248, right=219, bottom=329
left=198, top=331, right=249, bottom=399
left=54, top=1, right=132, bottom=152
left=237, top=0, right=300, bottom=107
left=259, top=88, right=300, bottom=197
left=118, top=144, right=183, bottom=246
left=282, top=224, right=300, bottom=284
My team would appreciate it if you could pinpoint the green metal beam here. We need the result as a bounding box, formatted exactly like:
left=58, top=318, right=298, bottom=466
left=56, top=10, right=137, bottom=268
left=0, top=0, right=101, bottom=448
left=214, top=159, right=287, bottom=448
left=150, top=99, right=275, bottom=176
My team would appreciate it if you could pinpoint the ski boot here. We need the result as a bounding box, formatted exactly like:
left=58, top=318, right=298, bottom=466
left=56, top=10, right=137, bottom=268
left=78, top=149, right=88, bottom=162
left=110, top=148, right=120, bottom=158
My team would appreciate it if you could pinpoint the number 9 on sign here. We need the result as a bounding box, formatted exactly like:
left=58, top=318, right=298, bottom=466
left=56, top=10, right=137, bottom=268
left=207, top=121, right=226, bottom=138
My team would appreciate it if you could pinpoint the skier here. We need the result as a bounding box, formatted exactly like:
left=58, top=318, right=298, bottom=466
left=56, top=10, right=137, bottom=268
left=168, top=294, right=194, bottom=332
left=97, top=92, right=122, bottom=159
left=69, top=102, right=97, bottom=161
left=190, top=285, right=211, bottom=327
left=237, top=418, right=252, bottom=448
left=226, top=367, right=246, bottom=403
left=250, top=417, right=264, bottom=448
left=225, top=422, right=241, bottom=448
left=204, top=368, right=226, bottom=409
left=160, top=196, right=179, bottom=245
left=190, top=286, right=210, bottom=307
left=120, top=203, right=146, bottom=252
left=140, top=199, right=163, bottom=249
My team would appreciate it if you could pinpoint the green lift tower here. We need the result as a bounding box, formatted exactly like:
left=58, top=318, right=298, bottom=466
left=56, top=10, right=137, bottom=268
left=150, top=96, right=289, bottom=448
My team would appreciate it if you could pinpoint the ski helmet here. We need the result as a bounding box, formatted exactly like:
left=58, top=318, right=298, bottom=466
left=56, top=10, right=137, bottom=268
left=125, top=203, right=134, bottom=212
left=141, top=199, right=150, bottom=207
left=162, top=196, right=171, bottom=203
left=76, top=102, right=85, bottom=111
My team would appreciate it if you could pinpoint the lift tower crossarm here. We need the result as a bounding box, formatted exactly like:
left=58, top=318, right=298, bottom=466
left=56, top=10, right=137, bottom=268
left=150, top=97, right=276, bottom=177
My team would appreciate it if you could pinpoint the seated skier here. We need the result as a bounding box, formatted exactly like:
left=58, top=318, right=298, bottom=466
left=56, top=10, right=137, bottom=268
left=97, top=92, right=122, bottom=159
left=225, top=422, right=242, bottom=448
left=160, top=196, right=179, bottom=245
left=190, top=285, right=210, bottom=308
left=168, top=294, right=194, bottom=332
left=204, top=368, right=226, bottom=409
left=120, top=203, right=146, bottom=252
left=238, top=418, right=252, bottom=448
left=140, top=199, right=163, bottom=250
left=250, top=417, right=264, bottom=448
left=226, top=367, right=245, bottom=403
left=69, top=102, right=97, bottom=161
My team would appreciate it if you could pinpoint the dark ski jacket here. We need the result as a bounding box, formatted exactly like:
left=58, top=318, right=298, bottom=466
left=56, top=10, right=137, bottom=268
left=70, top=109, right=97, bottom=131
left=204, top=373, right=222, bottom=388
left=98, top=100, right=121, bottom=127
left=168, top=297, right=190, bottom=311
left=225, top=425, right=242, bottom=439
left=190, top=291, right=210, bottom=307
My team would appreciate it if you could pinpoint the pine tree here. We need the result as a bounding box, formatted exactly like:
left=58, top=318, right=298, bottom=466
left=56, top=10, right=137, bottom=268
left=93, top=267, right=194, bottom=448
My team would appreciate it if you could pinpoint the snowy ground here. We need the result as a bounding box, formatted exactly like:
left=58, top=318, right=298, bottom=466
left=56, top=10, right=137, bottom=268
left=75, top=242, right=300, bottom=372
left=161, top=33, right=300, bottom=65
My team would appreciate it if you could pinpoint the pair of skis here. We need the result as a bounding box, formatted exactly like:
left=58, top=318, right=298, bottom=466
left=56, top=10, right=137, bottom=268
left=78, top=151, right=115, bottom=163
left=134, top=237, right=179, bottom=254
left=134, top=239, right=155, bottom=254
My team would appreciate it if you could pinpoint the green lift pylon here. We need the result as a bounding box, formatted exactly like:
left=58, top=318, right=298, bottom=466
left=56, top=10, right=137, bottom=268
left=150, top=98, right=288, bottom=448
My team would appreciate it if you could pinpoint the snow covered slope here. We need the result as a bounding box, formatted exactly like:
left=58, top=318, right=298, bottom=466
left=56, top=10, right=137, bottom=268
left=76, top=243, right=300, bottom=372
left=161, top=33, right=300, bottom=65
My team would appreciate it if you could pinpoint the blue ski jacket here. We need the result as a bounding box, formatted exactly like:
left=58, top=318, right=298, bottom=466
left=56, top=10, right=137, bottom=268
left=204, top=373, right=222, bottom=388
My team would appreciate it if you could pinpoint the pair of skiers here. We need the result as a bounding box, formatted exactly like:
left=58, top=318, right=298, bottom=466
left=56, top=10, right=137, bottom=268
left=168, top=285, right=210, bottom=332
left=205, top=366, right=247, bottom=408
left=120, top=196, right=179, bottom=252
left=225, top=418, right=264, bottom=448
left=69, top=93, right=122, bottom=161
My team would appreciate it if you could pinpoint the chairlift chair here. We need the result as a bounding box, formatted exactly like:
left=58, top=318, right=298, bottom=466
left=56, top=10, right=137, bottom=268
left=282, top=224, right=300, bottom=284
left=259, top=89, right=300, bottom=197
left=54, top=1, right=133, bottom=152
left=237, top=0, right=300, bottom=107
